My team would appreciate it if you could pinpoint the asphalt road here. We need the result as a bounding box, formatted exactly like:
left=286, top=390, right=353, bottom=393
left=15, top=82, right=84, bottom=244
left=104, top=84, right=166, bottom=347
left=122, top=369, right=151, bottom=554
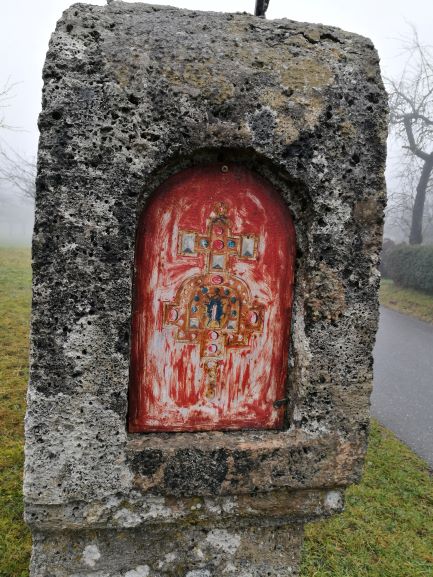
left=372, top=306, right=433, bottom=467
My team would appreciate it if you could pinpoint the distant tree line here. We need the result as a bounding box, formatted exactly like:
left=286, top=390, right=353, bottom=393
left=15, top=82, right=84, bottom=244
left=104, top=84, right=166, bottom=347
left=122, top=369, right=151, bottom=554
left=381, top=241, right=433, bottom=294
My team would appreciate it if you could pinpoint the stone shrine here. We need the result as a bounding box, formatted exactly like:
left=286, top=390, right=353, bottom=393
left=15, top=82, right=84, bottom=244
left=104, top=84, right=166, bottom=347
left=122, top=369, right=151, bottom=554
left=25, top=3, right=387, bottom=576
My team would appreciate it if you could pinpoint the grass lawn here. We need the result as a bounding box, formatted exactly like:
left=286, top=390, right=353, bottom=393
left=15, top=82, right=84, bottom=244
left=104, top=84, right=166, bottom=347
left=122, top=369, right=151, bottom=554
left=380, top=278, right=433, bottom=324
left=1, top=247, right=432, bottom=577
left=0, top=247, right=32, bottom=577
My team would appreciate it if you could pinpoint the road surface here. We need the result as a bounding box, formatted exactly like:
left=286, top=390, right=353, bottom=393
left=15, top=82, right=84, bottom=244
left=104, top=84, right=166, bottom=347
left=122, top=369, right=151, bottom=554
left=372, top=306, right=433, bottom=467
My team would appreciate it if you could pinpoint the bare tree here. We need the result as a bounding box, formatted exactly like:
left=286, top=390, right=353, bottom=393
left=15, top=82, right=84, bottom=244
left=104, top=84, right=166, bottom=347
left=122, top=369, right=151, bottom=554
left=0, top=79, right=18, bottom=130
left=386, top=154, right=433, bottom=243
left=0, top=147, right=36, bottom=200
left=387, top=29, right=433, bottom=244
left=0, top=80, right=36, bottom=201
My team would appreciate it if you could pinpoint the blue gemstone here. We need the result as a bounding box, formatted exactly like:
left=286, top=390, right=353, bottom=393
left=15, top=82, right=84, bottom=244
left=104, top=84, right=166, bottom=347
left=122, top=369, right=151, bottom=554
left=224, top=289, right=230, bottom=295
left=191, top=306, right=198, bottom=313
left=231, top=310, right=237, bottom=317
left=228, top=240, right=236, bottom=248
left=201, top=287, right=208, bottom=294
left=200, top=239, right=209, bottom=248
left=194, top=295, right=200, bottom=302
left=231, top=296, right=236, bottom=303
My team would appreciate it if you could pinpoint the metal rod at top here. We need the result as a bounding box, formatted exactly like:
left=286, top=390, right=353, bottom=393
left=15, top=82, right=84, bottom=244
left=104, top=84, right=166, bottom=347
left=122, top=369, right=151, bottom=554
left=254, top=0, right=270, bottom=17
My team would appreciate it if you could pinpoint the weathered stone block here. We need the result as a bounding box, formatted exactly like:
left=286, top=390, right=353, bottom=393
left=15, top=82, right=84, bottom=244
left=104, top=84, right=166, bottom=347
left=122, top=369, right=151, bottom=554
left=25, top=2, right=387, bottom=576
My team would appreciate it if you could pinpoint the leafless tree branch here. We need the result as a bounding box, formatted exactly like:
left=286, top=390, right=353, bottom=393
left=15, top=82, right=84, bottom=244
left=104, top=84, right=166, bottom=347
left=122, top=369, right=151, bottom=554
left=0, top=146, right=36, bottom=200
left=0, top=79, right=20, bottom=131
left=386, top=28, right=433, bottom=244
left=0, top=80, right=36, bottom=201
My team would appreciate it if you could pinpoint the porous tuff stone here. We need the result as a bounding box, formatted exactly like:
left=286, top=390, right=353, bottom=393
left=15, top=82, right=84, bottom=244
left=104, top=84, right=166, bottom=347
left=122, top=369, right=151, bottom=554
left=25, top=2, right=387, bottom=576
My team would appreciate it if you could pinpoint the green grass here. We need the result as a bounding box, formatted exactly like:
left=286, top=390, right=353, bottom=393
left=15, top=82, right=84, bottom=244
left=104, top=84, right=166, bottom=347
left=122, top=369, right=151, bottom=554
left=0, top=248, right=432, bottom=577
left=301, top=423, right=433, bottom=576
left=0, top=247, right=32, bottom=577
left=380, top=277, right=433, bottom=324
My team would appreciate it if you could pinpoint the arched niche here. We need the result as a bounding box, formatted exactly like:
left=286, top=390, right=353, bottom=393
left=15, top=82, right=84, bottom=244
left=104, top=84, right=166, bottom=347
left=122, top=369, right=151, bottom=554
left=129, top=163, right=295, bottom=432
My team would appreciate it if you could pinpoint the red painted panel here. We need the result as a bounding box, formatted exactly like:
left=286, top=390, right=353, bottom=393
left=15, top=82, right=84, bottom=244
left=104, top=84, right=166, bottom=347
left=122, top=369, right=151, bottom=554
left=129, top=164, right=295, bottom=432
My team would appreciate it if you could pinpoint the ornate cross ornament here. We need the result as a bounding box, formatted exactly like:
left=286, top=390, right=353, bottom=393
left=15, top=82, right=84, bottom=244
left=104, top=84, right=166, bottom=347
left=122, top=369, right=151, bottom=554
left=164, top=203, right=265, bottom=397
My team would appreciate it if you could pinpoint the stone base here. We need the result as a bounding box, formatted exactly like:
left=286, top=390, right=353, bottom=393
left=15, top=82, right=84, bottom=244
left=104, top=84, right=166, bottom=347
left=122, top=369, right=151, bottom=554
left=30, top=523, right=304, bottom=577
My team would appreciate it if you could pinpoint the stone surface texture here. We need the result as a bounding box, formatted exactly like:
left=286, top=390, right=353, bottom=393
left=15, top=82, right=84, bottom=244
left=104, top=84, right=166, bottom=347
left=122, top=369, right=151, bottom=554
left=25, top=2, right=387, bottom=576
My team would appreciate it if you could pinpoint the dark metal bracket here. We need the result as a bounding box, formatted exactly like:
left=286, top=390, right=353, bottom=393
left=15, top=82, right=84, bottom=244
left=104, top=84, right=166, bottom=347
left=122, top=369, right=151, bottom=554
left=273, top=397, right=289, bottom=409
left=254, top=0, right=270, bottom=18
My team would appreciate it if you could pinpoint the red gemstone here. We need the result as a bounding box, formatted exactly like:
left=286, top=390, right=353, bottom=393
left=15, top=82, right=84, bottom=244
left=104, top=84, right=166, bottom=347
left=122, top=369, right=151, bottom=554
left=214, top=226, right=224, bottom=236
left=211, top=275, right=223, bottom=285
left=212, top=239, right=224, bottom=250
left=209, top=331, right=218, bottom=340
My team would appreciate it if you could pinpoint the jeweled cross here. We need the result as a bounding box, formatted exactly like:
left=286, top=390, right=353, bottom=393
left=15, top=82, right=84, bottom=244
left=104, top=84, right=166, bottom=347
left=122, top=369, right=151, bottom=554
left=178, top=202, right=258, bottom=276
left=166, top=203, right=264, bottom=397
